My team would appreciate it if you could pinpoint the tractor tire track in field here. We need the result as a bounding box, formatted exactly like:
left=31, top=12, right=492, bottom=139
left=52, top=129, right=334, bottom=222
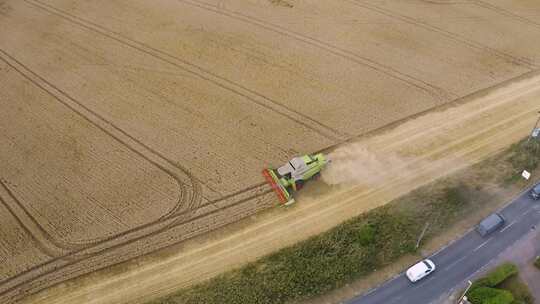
left=0, top=181, right=74, bottom=255
left=0, top=45, right=275, bottom=246
left=0, top=50, right=198, bottom=249
left=177, top=0, right=455, bottom=101
left=0, top=48, right=279, bottom=303
left=420, top=0, right=475, bottom=5
left=0, top=43, right=274, bottom=248
left=22, top=0, right=348, bottom=142
left=207, top=182, right=267, bottom=204
left=0, top=186, right=67, bottom=258
left=0, top=186, right=274, bottom=303
left=473, top=0, right=540, bottom=29
left=345, top=0, right=537, bottom=69
left=0, top=48, right=194, bottom=267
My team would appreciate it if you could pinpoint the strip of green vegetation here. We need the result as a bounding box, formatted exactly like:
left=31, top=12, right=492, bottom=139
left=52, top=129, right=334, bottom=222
left=149, top=139, right=539, bottom=304
left=534, top=256, right=540, bottom=270
left=467, top=262, right=535, bottom=304
left=470, top=263, right=518, bottom=291
left=505, top=139, right=540, bottom=184
left=468, top=287, right=514, bottom=304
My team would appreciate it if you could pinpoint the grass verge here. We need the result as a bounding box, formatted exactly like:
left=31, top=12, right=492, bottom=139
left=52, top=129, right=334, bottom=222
left=148, top=139, right=539, bottom=304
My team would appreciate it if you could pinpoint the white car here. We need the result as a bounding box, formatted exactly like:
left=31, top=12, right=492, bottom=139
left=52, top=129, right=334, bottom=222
left=406, top=259, right=436, bottom=283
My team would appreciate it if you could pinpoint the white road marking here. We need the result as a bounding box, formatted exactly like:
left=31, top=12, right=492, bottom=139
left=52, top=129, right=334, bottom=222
left=473, top=238, right=492, bottom=252
left=444, top=255, right=467, bottom=271
left=520, top=209, right=532, bottom=218
left=500, top=221, right=516, bottom=233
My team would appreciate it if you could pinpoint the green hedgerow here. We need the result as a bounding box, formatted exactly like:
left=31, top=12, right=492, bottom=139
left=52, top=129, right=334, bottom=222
left=485, top=263, right=519, bottom=287
left=468, top=287, right=514, bottom=304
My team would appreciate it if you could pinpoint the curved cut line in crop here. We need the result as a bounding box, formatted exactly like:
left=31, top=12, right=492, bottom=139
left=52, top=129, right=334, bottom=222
left=0, top=192, right=67, bottom=258
left=0, top=52, right=196, bottom=249
left=0, top=48, right=280, bottom=302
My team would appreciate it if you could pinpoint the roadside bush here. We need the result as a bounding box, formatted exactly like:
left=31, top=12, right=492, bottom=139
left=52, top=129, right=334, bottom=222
left=470, top=277, right=492, bottom=291
left=498, top=275, right=535, bottom=304
left=534, top=256, right=540, bottom=270
left=469, top=263, right=518, bottom=297
left=468, top=287, right=514, bottom=304
left=484, top=263, right=518, bottom=287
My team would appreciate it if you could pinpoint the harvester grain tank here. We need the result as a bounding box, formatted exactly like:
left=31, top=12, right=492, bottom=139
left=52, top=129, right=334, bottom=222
left=263, top=153, right=329, bottom=206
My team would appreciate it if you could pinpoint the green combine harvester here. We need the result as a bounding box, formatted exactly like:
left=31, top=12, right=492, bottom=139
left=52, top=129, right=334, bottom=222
left=263, top=153, right=329, bottom=206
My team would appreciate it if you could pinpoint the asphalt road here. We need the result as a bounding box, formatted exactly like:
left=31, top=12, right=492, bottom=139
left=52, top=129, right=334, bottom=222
left=347, top=186, right=540, bottom=304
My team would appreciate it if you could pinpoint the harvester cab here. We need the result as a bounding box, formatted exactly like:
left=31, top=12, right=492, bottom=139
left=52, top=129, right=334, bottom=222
left=263, top=153, right=328, bottom=206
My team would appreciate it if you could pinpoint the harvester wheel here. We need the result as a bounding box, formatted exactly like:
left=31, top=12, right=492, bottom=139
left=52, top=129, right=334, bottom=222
left=295, top=180, right=304, bottom=190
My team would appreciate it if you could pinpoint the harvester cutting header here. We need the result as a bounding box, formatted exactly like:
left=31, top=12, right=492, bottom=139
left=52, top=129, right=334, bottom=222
left=263, top=153, right=329, bottom=206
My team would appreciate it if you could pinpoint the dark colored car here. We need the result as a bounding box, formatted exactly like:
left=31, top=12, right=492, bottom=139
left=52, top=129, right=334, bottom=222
left=530, top=184, right=540, bottom=200
left=476, top=213, right=505, bottom=237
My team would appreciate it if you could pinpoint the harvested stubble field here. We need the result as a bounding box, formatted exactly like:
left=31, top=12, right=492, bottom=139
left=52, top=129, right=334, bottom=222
left=1, top=0, right=540, bottom=303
